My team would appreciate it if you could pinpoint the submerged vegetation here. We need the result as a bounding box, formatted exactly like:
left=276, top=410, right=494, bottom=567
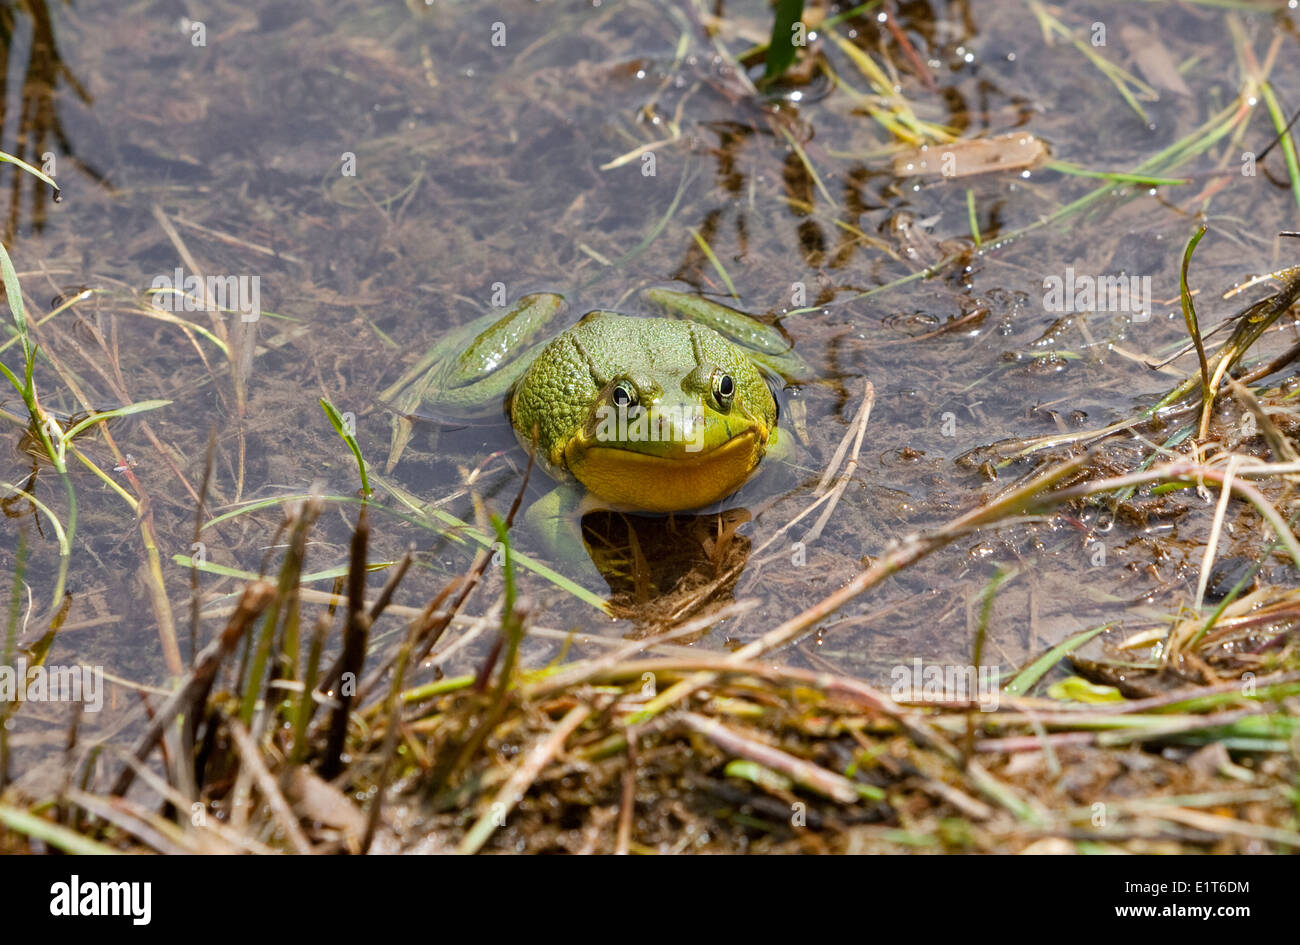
left=1, top=0, right=1300, bottom=853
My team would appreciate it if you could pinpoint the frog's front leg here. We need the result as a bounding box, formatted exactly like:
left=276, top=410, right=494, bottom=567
left=382, top=293, right=566, bottom=469
left=641, top=288, right=814, bottom=383
left=523, top=484, right=605, bottom=584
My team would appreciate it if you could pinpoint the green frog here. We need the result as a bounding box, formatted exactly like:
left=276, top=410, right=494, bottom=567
left=382, top=288, right=811, bottom=558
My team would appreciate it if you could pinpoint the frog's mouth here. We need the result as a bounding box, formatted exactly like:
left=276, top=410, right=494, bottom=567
left=563, top=428, right=767, bottom=513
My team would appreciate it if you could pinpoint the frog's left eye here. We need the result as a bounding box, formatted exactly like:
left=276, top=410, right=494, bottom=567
left=713, top=372, right=735, bottom=408
left=610, top=381, right=637, bottom=408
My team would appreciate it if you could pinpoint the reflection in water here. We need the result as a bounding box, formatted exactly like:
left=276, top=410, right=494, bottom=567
left=581, top=508, right=753, bottom=631
left=1, top=0, right=1294, bottom=685
left=0, top=0, right=100, bottom=241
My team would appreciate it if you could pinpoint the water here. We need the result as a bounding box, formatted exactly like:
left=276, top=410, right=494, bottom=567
left=1, top=0, right=1298, bottom=745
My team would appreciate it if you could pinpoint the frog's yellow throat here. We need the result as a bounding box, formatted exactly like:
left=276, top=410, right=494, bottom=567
left=563, top=429, right=767, bottom=513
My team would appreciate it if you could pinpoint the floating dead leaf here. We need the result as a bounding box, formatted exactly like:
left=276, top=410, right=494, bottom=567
left=892, top=132, right=1047, bottom=179
left=1120, top=24, right=1190, bottom=97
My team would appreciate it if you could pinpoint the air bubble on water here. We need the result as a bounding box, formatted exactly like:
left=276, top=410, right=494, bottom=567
left=877, top=11, right=888, bottom=21
left=636, top=70, right=646, bottom=79
left=963, top=52, right=975, bottom=63
left=1247, top=97, right=1258, bottom=107
left=1007, top=52, right=1016, bottom=62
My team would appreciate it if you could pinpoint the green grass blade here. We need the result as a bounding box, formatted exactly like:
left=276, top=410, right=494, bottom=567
left=763, top=0, right=805, bottom=82
left=375, top=474, right=609, bottom=612
left=1179, top=224, right=1211, bottom=433
left=689, top=227, right=741, bottom=301
left=1260, top=82, right=1300, bottom=219
left=0, top=803, right=120, bottom=854
left=0, top=149, right=60, bottom=198
left=1004, top=624, right=1109, bottom=695
left=0, top=482, right=69, bottom=555
left=1045, top=161, right=1189, bottom=186
left=173, top=555, right=392, bottom=584
left=965, top=188, right=981, bottom=246
left=61, top=400, right=173, bottom=442
left=320, top=397, right=371, bottom=497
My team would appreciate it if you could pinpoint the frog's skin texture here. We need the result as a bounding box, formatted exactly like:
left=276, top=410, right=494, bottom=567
left=510, top=311, right=779, bottom=512
left=383, top=288, right=811, bottom=555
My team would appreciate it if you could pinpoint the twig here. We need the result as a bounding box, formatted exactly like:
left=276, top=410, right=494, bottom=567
left=680, top=712, right=861, bottom=803
left=226, top=718, right=314, bottom=854
left=321, top=507, right=370, bottom=780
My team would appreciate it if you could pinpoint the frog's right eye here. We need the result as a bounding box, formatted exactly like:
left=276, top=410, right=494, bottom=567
left=610, top=381, right=637, bottom=408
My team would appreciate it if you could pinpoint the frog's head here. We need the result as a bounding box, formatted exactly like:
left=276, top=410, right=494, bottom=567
left=511, top=314, right=778, bottom=512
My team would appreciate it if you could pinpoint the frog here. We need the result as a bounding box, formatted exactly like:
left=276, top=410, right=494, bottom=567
left=381, top=287, right=812, bottom=564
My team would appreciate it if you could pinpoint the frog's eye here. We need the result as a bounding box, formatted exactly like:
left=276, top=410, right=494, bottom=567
left=713, top=372, right=735, bottom=408
left=610, top=381, right=637, bottom=408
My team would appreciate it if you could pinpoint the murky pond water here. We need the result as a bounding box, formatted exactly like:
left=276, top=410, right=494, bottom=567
left=2, top=0, right=1299, bottom=760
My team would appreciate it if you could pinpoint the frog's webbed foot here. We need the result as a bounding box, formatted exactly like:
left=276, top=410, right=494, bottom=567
left=641, top=287, right=815, bottom=384
left=381, top=293, right=566, bottom=470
